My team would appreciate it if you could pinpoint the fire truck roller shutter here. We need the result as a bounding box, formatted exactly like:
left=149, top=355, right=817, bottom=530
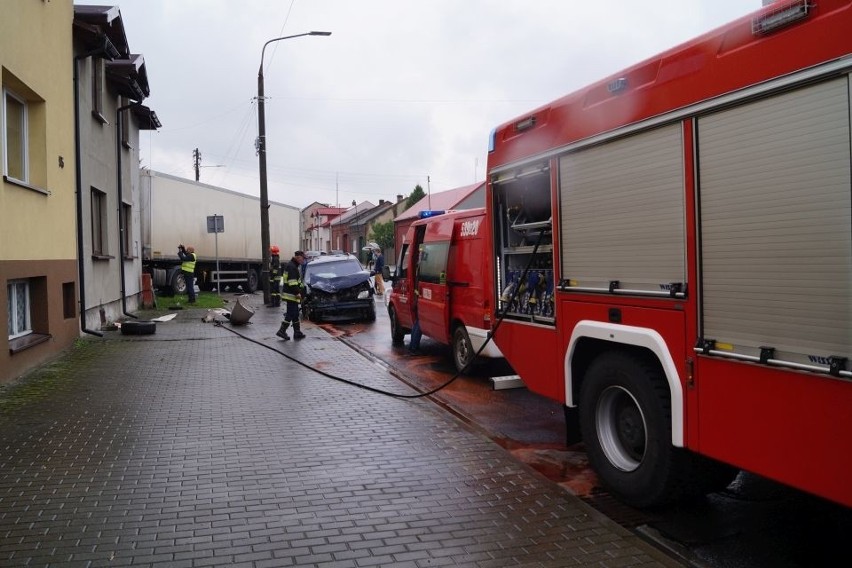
left=698, top=77, right=851, bottom=367
left=559, top=123, right=686, bottom=295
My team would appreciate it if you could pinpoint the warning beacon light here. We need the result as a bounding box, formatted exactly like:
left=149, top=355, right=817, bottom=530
left=419, top=210, right=446, bottom=219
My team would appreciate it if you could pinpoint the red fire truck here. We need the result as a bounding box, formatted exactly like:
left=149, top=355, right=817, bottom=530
left=486, top=0, right=852, bottom=508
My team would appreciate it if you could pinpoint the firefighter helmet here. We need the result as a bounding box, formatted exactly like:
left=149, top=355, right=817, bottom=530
left=270, top=245, right=280, bottom=255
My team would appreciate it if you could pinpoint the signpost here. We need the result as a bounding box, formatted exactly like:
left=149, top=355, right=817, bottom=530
left=207, top=215, right=224, bottom=295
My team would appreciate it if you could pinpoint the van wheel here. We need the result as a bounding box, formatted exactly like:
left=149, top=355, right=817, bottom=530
left=389, top=306, right=405, bottom=345
left=579, top=351, right=691, bottom=508
left=452, top=326, right=475, bottom=373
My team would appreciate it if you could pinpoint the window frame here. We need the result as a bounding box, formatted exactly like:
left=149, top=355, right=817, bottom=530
left=121, top=202, right=133, bottom=258
left=91, top=58, right=107, bottom=123
left=8, top=279, right=32, bottom=339
left=91, top=187, right=109, bottom=257
left=3, top=88, right=28, bottom=183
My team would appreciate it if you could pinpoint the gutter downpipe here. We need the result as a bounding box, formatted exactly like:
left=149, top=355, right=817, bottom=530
left=116, top=100, right=143, bottom=319
left=73, top=40, right=115, bottom=337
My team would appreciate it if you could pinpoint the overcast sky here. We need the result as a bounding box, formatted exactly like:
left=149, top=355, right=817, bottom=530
left=86, top=0, right=759, bottom=210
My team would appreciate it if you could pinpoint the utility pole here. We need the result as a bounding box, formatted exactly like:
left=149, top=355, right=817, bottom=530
left=193, top=148, right=201, bottom=181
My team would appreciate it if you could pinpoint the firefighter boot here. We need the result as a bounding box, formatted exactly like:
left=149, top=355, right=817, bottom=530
left=293, top=322, right=306, bottom=340
left=276, top=321, right=290, bottom=340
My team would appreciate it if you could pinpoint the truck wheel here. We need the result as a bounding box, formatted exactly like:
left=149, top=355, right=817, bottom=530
left=245, top=269, right=259, bottom=293
left=579, top=350, right=691, bottom=508
left=452, top=326, right=475, bottom=373
left=170, top=271, right=187, bottom=295
left=389, top=306, right=406, bottom=345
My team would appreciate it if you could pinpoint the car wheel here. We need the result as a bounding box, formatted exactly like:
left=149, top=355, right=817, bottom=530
left=366, top=303, right=376, bottom=322
left=452, top=326, right=475, bottom=373
left=389, top=305, right=406, bottom=345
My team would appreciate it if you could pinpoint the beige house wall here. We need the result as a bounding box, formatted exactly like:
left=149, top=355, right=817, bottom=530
left=1, top=0, right=78, bottom=384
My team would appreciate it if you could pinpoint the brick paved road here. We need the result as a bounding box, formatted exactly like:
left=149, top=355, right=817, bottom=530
left=0, top=295, right=684, bottom=567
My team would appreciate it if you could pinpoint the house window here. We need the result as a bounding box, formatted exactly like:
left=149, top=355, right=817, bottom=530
left=7, top=279, right=31, bottom=339
left=120, top=96, right=131, bottom=148
left=121, top=202, right=132, bottom=258
left=91, top=187, right=108, bottom=256
left=91, top=58, right=106, bottom=122
left=3, top=89, right=27, bottom=183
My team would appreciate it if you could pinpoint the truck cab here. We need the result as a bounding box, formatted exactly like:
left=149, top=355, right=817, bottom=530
left=386, top=208, right=504, bottom=372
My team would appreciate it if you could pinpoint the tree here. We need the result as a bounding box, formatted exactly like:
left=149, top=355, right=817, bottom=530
left=405, top=184, right=426, bottom=210
left=369, top=220, right=394, bottom=252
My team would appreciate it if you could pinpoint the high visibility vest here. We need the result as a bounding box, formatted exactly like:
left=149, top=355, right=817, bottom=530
left=181, top=252, right=197, bottom=273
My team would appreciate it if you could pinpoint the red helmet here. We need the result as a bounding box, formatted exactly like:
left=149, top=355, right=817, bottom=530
left=269, top=245, right=280, bottom=255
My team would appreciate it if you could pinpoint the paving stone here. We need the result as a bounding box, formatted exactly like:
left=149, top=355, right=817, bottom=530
left=0, top=294, right=684, bottom=567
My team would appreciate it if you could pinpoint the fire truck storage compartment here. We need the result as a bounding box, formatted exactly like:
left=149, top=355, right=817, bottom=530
left=697, top=76, right=851, bottom=368
left=559, top=124, right=686, bottom=297
left=493, top=164, right=555, bottom=323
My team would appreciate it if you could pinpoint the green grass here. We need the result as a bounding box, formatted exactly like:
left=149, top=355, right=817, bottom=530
left=150, top=291, right=228, bottom=310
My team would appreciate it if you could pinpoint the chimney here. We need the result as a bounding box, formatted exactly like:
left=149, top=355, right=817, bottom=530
left=396, top=194, right=403, bottom=202
left=379, top=199, right=386, bottom=205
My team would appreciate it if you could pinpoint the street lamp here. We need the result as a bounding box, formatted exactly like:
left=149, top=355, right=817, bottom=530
left=257, top=30, right=331, bottom=305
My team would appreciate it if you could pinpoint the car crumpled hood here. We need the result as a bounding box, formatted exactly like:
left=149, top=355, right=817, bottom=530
left=306, top=271, right=371, bottom=294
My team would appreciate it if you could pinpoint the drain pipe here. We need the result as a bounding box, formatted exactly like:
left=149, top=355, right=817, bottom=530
left=116, top=100, right=143, bottom=319
left=73, top=37, right=118, bottom=337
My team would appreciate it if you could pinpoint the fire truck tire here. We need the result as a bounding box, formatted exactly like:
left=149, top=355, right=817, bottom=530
left=389, top=306, right=406, bottom=345
left=580, top=350, right=693, bottom=508
left=452, top=326, right=476, bottom=374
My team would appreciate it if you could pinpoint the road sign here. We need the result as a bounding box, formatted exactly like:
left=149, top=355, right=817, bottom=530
left=207, top=215, right=224, bottom=233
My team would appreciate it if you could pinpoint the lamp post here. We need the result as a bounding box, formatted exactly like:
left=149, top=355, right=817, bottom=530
left=258, top=31, right=331, bottom=305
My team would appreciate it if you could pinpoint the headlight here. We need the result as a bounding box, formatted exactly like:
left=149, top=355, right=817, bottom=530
left=357, top=290, right=370, bottom=300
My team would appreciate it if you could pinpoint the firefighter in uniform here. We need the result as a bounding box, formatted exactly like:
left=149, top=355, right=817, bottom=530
left=276, top=250, right=306, bottom=340
left=269, top=245, right=281, bottom=308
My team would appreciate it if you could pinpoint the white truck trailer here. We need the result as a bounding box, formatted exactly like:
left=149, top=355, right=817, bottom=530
left=140, top=169, right=300, bottom=295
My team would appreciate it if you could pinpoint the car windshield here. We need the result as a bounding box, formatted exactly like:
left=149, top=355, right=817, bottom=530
left=304, top=259, right=363, bottom=282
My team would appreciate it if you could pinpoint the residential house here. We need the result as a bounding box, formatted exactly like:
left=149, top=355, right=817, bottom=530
left=358, top=196, right=407, bottom=264
left=392, top=182, right=485, bottom=260
left=2, top=1, right=78, bottom=383
left=329, top=201, right=376, bottom=257
left=0, top=1, right=159, bottom=385
left=302, top=203, right=345, bottom=253
left=73, top=5, right=159, bottom=333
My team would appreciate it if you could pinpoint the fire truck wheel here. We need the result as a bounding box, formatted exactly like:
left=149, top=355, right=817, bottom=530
left=580, top=350, right=690, bottom=508
left=452, top=326, right=475, bottom=374
left=389, top=306, right=406, bottom=345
